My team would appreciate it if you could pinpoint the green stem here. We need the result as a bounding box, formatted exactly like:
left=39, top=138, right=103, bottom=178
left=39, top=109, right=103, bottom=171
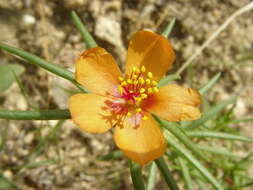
left=155, top=157, right=179, bottom=190
left=162, top=17, right=176, bottom=38
left=71, top=11, right=97, bottom=48
left=129, top=160, right=146, bottom=190
left=0, top=109, right=71, bottom=120
left=0, top=43, right=87, bottom=93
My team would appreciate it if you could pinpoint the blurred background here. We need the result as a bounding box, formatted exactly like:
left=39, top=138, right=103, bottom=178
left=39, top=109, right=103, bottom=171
left=0, top=0, right=252, bottom=189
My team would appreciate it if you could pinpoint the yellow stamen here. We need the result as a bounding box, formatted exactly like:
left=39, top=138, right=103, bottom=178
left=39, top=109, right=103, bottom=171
left=133, top=80, right=138, bottom=85
left=153, top=87, right=159, bottom=93
left=133, top=74, right=138, bottom=79
left=140, top=88, right=145, bottom=93
left=118, top=86, right=124, bottom=94
left=136, top=68, right=140, bottom=74
left=118, top=76, right=124, bottom=81
left=143, top=115, right=148, bottom=120
left=129, top=90, right=134, bottom=93
left=141, top=93, right=148, bottom=99
left=127, top=79, right=132, bottom=84
left=127, top=112, right=132, bottom=117
left=132, top=67, right=137, bottom=72
left=121, top=81, right=127, bottom=86
left=136, top=108, right=142, bottom=113
left=138, top=77, right=145, bottom=84
left=146, top=79, right=151, bottom=85
left=141, top=65, right=146, bottom=73
left=147, top=87, right=153, bottom=94
left=147, top=72, right=153, bottom=78
left=152, top=80, right=158, bottom=86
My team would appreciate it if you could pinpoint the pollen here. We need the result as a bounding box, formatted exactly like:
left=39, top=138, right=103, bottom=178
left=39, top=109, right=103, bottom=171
left=116, top=66, right=159, bottom=125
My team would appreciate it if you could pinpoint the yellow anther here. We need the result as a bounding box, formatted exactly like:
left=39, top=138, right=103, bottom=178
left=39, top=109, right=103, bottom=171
left=118, top=76, right=124, bottom=81
left=141, top=93, right=148, bottom=99
left=133, top=74, right=138, bottom=79
left=148, top=87, right=153, bottom=94
left=118, top=86, right=124, bottom=94
left=153, top=87, right=159, bottom=93
left=129, top=90, right=134, bottom=93
left=128, top=100, right=134, bottom=105
left=127, top=112, right=132, bottom=117
left=138, top=77, right=145, bottom=84
left=140, top=88, right=145, bottom=93
left=127, top=79, right=133, bottom=84
left=136, top=68, right=140, bottom=74
left=146, top=79, right=151, bottom=85
left=121, top=81, right=127, bottom=86
left=133, top=80, right=138, bottom=85
left=134, top=97, right=142, bottom=102
left=132, top=67, right=137, bottom=72
left=136, top=108, right=142, bottom=113
left=141, top=65, right=146, bottom=73
left=143, top=115, right=148, bottom=120
left=152, top=80, right=158, bottom=86
left=147, top=72, right=153, bottom=78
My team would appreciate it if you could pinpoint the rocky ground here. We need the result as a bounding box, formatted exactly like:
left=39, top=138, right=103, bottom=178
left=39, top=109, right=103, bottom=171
left=0, top=0, right=252, bottom=189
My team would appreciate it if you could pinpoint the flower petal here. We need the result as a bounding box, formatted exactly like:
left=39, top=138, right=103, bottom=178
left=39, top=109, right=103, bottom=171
left=75, top=47, right=122, bottom=96
left=143, top=84, right=201, bottom=122
left=114, top=113, right=166, bottom=165
left=69, top=93, right=115, bottom=133
left=125, top=30, right=175, bottom=81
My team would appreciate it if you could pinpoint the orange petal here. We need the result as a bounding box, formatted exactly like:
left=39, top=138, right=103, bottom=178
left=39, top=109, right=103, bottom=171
left=125, top=30, right=175, bottom=81
left=69, top=93, right=115, bottom=134
left=144, top=84, right=201, bottom=122
left=114, top=113, right=166, bottom=165
left=75, top=47, right=122, bottom=96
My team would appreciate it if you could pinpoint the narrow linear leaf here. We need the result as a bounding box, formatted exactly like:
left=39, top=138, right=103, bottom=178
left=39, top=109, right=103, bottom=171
left=0, top=64, right=25, bottom=92
left=178, top=158, right=194, bottom=190
left=196, top=145, right=242, bottom=158
left=97, top=150, right=123, bottom=161
left=187, top=131, right=253, bottom=142
left=0, top=43, right=87, bottom=93
left=184, top=96, right=237, bottom=130
left=232, top=117, right=253, bottom=123
left=155, top=157, right=179, bottom=190
left=155, top=116, right=208, bottom=162
left=158, top=74, right=181, bottom=87
left=164, top=131, right=224, bottom=190
left=199, top=73, right=221, bottom=95
left=0, top=109, right=70, bottom=120
left=147, top=162, right=157, bottom=190
left=129, top=160, right=146, bottom=190
left=0, top=173, right=22, bottom=190
left=71, top=11, right=97, bottom=48
left=162, top=17, right=176, bottom=38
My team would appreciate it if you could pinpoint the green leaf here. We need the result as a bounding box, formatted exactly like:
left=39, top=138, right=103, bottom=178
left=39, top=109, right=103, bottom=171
left=147, top=162, right=157, bottom=190
left=0, top=109, right=70, bottom=120
left=129, top=160, right=146, bottom=190
left=71, top=11, right=97, bottom=48
left=155, top=116, right=209, bottom=162
left=186, top=131, right=253, bottom=142
left=0, top=43, right=87, bottom=93
left=178, top=158, right=194, bottom=190
left=164, top=131, right=224, bottom=190
left=0, top=64, right=25, bottom=92
left=199, top=73, right=221, bottom=95
left=97, top=150, right=123, bottom=161
left=162, top=17, right=176, bottom=38
left=196, top=145, right=242, bottom=158
left=157, top=74, right=181, bottom=87
left=155, top=157, right=179, bottom=190
left=184, top=96, right=237, bottom=130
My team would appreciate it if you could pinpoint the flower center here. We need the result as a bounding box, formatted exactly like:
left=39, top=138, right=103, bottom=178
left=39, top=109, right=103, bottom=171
left=108, top=66, right=159, bottom=128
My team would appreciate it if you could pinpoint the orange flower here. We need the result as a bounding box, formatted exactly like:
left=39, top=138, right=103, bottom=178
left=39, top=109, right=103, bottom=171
left=69, top=30, right=201, bottom=165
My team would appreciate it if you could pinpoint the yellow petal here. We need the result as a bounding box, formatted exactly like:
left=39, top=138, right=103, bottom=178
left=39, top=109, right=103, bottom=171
left=69, top=93, right=114, bottom=134
left=75, top=47, right=122, bottom=96
left=114, top=113, right=166, bottom=165
left=144, top=84, right=201, bottom=122
left=125, top=30, right=175, bottom=81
